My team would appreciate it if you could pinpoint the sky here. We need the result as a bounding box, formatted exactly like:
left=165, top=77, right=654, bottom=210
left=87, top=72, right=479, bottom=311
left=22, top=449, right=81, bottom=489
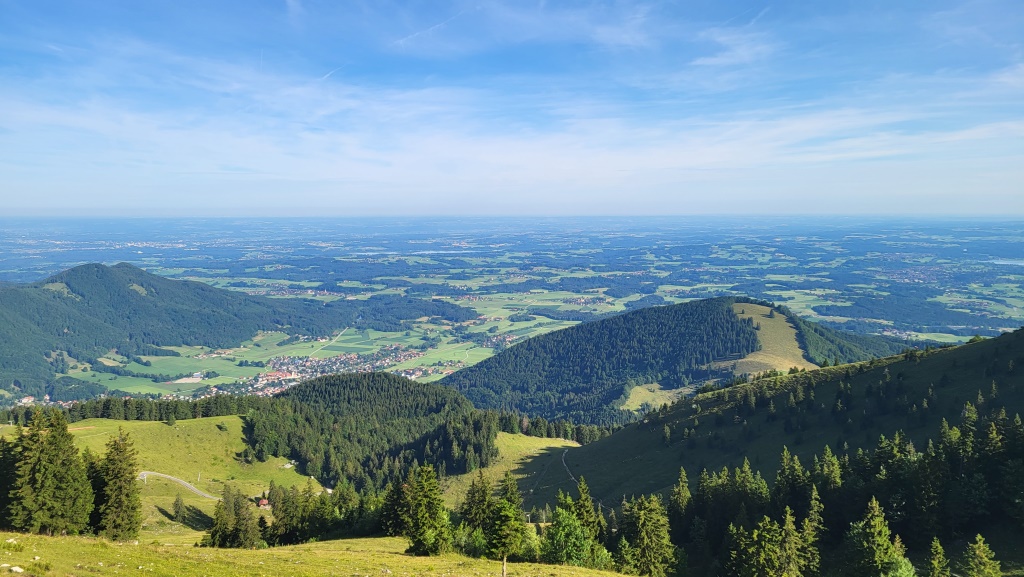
left=1, top=0, right=1022, bottom=217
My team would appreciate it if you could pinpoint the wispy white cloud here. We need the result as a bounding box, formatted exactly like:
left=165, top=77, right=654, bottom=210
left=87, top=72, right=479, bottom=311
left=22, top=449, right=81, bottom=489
left=691, top=28, right=776, bottom=67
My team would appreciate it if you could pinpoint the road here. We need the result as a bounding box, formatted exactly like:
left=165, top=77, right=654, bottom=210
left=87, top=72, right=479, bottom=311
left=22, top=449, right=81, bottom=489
left=137, top=471, right=220, bottom=500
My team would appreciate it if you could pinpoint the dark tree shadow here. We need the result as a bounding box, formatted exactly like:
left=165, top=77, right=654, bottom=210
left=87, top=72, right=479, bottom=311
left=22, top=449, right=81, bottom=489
left=156, top=504, right=214, bottom=531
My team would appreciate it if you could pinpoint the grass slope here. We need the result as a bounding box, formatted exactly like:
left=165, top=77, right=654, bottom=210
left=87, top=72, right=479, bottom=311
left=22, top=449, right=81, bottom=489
left=65, top=416, right=318, bottom=545
left=517, top=328, right=1024, bottom=512
left=618, top=303, right=818, bottom=411
left=0, top=533, right=619, bottom=577
left=441, top=432, right=578, bottom=509
left=724, top=303, right=818, bottom=374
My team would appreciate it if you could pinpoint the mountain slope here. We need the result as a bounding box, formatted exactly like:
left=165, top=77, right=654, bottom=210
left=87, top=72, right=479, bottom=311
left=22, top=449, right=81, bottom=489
left=0, top=263, right=476, bottom=397
left=441, top=297, right=761, bottom=424
left=522, top=327, right=1024, bottom=511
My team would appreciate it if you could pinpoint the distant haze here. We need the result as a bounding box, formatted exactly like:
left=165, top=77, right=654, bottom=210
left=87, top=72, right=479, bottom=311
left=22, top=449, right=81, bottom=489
left=1, top=1, right=1022, bottom=216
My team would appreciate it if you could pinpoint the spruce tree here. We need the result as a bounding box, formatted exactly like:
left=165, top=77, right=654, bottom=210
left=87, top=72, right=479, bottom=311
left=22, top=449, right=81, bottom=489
left=498, top=471, right=522, bottom=510
left=618, top=494, right=675, bottom=577
left=405, top=466, right=452, bottom=556
left=961, top=534, right=1000, bottom=577
left=380, top=478, right=411, bottom=537
left=9, top=411, right=92, bottom=535
left=573, top=476, right=599, bottom=541
left=927, top=537, right=950, bottom=577
left=173, top=493, right=186, bottom=524
left=459, top=470, right=492, bottom=531
left=488, top=499, right=526, bottom=577
left=0, top=436, right=18, bottom=529
left=668, top=467, right=690, bottom=539
left=848, top=497, right=905, bottom=576
left=800, top=484, right=824, bottom=575
left=7, top=414, right=46, bottom=532
left=97, top=428, right=142, bottom=541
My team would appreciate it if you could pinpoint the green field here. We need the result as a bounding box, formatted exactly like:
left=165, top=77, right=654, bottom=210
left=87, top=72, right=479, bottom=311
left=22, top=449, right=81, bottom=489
left=0, top=532, right=619, bottom=577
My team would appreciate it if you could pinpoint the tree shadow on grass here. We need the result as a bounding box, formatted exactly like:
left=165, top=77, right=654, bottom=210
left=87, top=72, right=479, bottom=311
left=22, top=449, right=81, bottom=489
left=156, top=504, right=214, bottom=531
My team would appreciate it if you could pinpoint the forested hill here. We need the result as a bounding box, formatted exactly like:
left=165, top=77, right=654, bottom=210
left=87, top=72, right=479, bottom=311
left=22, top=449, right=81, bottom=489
left=551, top=326, right=1024, bottom=515
left=441, top=297, right=761, bottom=424
left=786, top=306, right=908, bottom=365
left=0, top=263, right=476, bottom=396
left=245, top=372, right=498, bottom=489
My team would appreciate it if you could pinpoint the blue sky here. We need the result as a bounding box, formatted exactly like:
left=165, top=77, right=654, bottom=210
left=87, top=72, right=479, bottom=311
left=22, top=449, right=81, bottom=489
left=1, top=0, right=1022, bottom=216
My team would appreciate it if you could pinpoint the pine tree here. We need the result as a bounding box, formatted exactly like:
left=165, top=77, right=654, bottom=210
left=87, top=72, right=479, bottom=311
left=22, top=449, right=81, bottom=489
left=405, top=465, right=452, bottom=556
left=97, top=428, right=142, bottom=541
left=380, top=478, right=411, bottom=537
left=848, top=497, right=906, bottom=576
left=799, top=485, right=823, bottom=575
left=0, top=435, right=19, bottom=529
left=488, top=499, right=526, bottom=577
left=927, top=537, right=950, bottom=577
left=9, top=411, right=93, bottom=535
left=173, top=493, right=186, bottom=524
left=459, top=470, right=492, bottom=531
left=498, top=470, right=522, bottom=510
left=573, top=476, right=599, bottom=541
left=618, top=494, right=675, bottom=577
left=961, top=534, right=1000, bottom=577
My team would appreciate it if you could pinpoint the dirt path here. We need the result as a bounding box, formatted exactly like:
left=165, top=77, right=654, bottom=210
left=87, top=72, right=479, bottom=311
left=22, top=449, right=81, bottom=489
left=137, top=471, right=220, bottom=500
left=560, top=449, right=614, bottom=512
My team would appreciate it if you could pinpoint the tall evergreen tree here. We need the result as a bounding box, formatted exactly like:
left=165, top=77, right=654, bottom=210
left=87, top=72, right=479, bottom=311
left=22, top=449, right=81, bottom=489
left=173, top=493, right=186, bottom=524
left=573, top=476, right=599, bottom=541
left=498, top=471, right=522, bottom=510
left=961, top=534, right=1000, bottom=577
left=0, top=435, right=18, bottom=529
left=668, top=466, right=690, bottom=540
left=847, top=497, right=906, bottom=577
left=459, top=470, right=492, bottom=531
left=927, top=537, right=950, bottom=577
left=8, top=411, right=92, bottom=535
left=488, top=498, right=526, bottom=577
left=380, top=478, right=411, bottom=537
left=405, top=466, right=452, bottom=556
left=618, top=494, right=676, bottom=577
left=97, top=428, right=142, bottom=541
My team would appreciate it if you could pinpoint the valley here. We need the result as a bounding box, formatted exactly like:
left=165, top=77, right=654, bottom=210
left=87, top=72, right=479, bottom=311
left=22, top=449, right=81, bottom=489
left=1, top=218, right=1023, bottom=577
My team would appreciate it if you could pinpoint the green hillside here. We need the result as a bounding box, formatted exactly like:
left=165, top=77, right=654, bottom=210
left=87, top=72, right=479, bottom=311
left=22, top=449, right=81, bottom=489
left=0, top=532, right=619, bottom=577
left=520, top=328, right=1024, bottom=511
left=440, top=297, right=904, bottom=425
left=441, top=297, right=761, bottom=424
left=0, top=263, right=476, bottom=398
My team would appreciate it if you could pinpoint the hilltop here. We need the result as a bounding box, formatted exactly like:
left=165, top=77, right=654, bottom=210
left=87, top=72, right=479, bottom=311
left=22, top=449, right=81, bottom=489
left=0, top=263, right=476, bottom=398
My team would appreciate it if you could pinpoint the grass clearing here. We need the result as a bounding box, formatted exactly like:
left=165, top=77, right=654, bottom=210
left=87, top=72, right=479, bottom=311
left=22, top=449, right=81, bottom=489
left=720, top=303, right=818, bottom=375
left=441, top=432, right=577, bottom=509
left=69, top=417, right=317, bottom=500
left=618, top=383, right=685, bottom=412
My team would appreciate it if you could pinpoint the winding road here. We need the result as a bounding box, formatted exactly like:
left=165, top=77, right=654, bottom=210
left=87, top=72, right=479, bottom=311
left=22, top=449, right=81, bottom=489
left=137, top=471, right=220, bottom=500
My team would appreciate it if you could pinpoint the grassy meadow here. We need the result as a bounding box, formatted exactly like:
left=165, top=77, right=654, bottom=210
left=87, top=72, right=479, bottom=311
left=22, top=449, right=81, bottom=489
left=0, top=532, right=620, bottom=577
